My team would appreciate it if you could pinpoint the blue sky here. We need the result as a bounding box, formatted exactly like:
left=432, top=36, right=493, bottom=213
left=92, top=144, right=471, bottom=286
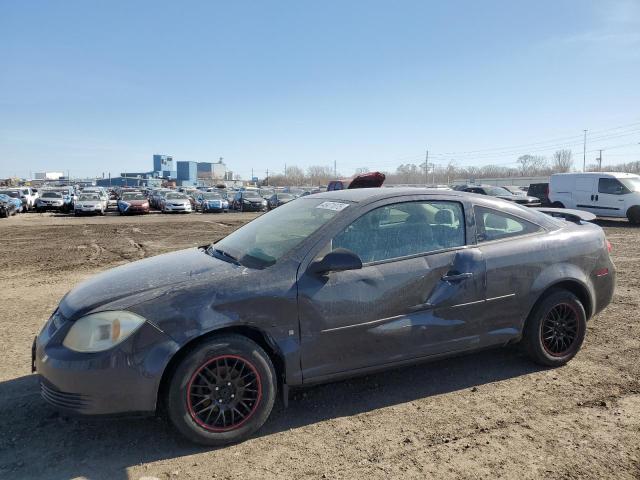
left=1, top=0, right=639, bottom=179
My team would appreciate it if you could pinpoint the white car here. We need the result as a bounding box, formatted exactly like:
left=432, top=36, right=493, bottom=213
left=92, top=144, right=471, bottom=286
left=162, top=192, right=193, bottom=213
left=74, top=193, right=105, bottom=216
left=549, top=172, right=640, bottom=224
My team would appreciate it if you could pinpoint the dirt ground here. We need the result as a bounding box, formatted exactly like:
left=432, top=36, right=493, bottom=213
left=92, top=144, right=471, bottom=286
left=0, top=211, right=638, bottom=480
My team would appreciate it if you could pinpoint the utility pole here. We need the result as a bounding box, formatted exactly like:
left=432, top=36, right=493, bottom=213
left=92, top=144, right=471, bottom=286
left=251, top=168, right=254, bottom=183
left=334, top=160, right=337, bottom=178
left=425, top=150, right=429, bottom=186
left=266, top=169, right=269, bottom=186
left=583, top=129, right=588, bottom=172
left=598, top=150, right=603, bottom=171
left=284, top=163, right=287, bottom=177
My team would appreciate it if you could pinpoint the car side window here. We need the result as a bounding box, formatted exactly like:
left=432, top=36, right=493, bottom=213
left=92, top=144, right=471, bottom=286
left=331, top=201, right=465, bottom=263
left=475, top=206, right=542, bottom=243
left=598, top=178, right=628, bottom=195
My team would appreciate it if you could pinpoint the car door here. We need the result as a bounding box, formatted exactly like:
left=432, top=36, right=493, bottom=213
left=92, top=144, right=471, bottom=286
left=473, top=205, right=548, bottom=339
left=593, top=177, right=628, bottom=218
left=297, top=197, right=486, bottom=381
left=573, top=176, right=597, bottom=212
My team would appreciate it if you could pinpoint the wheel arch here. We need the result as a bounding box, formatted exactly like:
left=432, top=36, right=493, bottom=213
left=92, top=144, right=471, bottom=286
left=156, top=325, right=285, bottom=413
left=526, top=279, right=593, bottom=328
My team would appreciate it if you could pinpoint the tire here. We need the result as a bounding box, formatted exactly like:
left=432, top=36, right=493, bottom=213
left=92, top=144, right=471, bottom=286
left=523, top=290, right=587, bottom=367
left=551, top=201, right=565, bottom=208
left=165, top=334, right=277, bottom=446
left=627, top=206, right=640, bottom=225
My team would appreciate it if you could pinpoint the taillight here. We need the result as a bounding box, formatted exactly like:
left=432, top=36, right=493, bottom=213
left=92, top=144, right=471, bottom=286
left=606, top=240, right=612, bottom=253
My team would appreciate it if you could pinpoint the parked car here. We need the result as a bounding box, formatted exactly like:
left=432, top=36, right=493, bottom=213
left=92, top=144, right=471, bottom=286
left=195, top=192, right=229, bottom=213
left=327, top=171, right=386, bottom=191
left=549, top=172, right=640, bottom=224
left=267, top=192, right=296, bottom=210
left=14, top=187, right=37, bottom=210
left=0, top=194, right=18, bottom=217
left=458, top=185, right=541, bottom=207
left=502, top=185, right=527, bottom=196
left=0, top=190, right=25, bottom=212
left=527, top=183, right=550, bottom=206
left=107, top=191, right=119, bottom=210
left=44, top=188, right=74, bottom=212
left=35, top=191, right=66, bottom=212
left=231, top=190, right=267, bottom=212
left=74, top=193, right=106, bottom=216
left=33, top=188, right=615, bottom=446
left=161, top=192, right=193, bottom=213
left=117, top=192, right=150, bottom=215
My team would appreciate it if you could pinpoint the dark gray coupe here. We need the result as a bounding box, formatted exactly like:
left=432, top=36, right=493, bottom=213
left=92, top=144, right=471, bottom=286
left=33, top=188, right=615, bottom=445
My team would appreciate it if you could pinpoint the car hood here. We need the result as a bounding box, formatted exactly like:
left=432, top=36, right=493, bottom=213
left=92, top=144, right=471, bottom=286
left=59, top=247, right=238, bottom=319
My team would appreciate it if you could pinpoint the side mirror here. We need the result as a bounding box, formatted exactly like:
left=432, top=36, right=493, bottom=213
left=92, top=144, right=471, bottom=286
left=308, top=248, right=363, bottom=274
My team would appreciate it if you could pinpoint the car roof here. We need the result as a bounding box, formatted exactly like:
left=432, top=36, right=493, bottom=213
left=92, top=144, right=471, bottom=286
left=306, top=187, right=468, bottom=203
left=552, top=172, right=640, bottom=179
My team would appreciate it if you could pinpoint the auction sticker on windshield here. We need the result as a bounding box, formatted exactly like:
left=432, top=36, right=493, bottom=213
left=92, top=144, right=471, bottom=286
left=316, top=201, right=349, bottom=211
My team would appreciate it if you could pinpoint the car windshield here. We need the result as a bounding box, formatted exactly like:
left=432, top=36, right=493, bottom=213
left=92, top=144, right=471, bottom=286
left=485, top=186, right=512, bottom=196
left=276, top=193, right=294, bottom=200
left=243, top=191, right=261, bottom=199
left=0, top=194, right=10, bottom=202
left=0, top=191, right=19, bottom=198
left=620, top=177, right=640, bottom=192
left=42, top=192, right=62, bottom=198
left=202, top=193, right=222, bottom=199
left=122, top=193, right=146, bottom=200
left=212, top=198, right=346, bottom=268
left=166, top=193, right=187, bottom=199
left=79, top=194, right=99, bottom=201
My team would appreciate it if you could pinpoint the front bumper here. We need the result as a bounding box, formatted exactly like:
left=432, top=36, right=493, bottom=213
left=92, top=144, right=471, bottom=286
left=33, top=312, right=179, bottom=415
left=241, top=203, right=266, bottom=212
left=75, top=206, right=102, bottom=214
left=164, top=204, right=192, bottom=212
left=37, top=202, right=64, bottom=210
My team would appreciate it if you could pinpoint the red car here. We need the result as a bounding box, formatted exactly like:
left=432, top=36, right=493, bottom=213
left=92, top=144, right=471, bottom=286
left=327, top=171, right=385, bottom=191
left=117, top=192, right=150, bottom=215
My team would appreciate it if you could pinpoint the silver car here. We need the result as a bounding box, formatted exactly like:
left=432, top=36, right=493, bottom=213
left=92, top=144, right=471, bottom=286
left=162, top=192, right=193, bottom=213
left=74, top=193, right=105, bottom=216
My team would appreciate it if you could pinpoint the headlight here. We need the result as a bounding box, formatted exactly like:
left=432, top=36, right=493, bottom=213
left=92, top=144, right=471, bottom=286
left=262, top=200, right=267, bottom=206
left=62, top=311, right=146, bottom=352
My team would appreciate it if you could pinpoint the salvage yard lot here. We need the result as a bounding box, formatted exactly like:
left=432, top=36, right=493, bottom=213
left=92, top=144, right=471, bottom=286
left=0, top=213, right=639, bottom=480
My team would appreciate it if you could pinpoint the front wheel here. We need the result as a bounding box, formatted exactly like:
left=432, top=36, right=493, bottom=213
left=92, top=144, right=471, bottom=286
left=523, top=290, right=586, bottom=367
left=627, top=206, right=640, bottom=225
left=551, top=201, right=565, bottom=208
left=165, top=335, right=277, bottom=446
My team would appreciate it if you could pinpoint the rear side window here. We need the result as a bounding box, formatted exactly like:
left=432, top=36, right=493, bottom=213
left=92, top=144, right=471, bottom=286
left=332, top=201, right=465, bottom=263
left=598, top=178, right=629, bottom=195
left=475, top=206, right=542, bottom=243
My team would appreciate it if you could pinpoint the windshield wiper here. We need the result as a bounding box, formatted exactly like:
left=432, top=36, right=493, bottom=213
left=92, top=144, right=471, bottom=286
left=206, top=244, right=241, bottom=266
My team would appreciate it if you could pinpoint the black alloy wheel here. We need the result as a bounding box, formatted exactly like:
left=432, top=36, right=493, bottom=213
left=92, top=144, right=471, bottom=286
left=166, top=334, right=276, bottom=445
left=523, top=290, right=586, bottom=367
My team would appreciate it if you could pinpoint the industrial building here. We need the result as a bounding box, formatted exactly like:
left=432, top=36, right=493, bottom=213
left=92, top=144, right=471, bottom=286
left=177, top=161, right=198, bottom=186
left=153, top=154, right=176, bottom=179
left=197, top=159, right=227, bottom=180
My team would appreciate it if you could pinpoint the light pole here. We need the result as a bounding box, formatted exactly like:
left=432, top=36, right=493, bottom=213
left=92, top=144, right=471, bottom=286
left=583, top=129, right=587, bottom=172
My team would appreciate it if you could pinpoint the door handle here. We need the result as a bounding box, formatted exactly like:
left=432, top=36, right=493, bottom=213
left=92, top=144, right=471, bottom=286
left=441, top=272, right=473, bottom=282
left=595, top=194, right=599, bottom=201
left=590, top=195, right=594, bottom=201
left=407, top=301, right=434, bottom=313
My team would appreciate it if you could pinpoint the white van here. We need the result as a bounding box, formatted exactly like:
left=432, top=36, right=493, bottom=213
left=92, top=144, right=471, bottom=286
left=549, top=172, right=640, bottom=224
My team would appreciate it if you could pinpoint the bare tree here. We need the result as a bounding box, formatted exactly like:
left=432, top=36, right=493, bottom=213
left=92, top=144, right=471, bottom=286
left=552, top=149, right=573, bottom=173
left=307, top=165, right=334, bottom=185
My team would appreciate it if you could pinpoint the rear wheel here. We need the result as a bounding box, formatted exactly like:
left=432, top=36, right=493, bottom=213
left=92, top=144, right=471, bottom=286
left=523, top=290, right=586, bottom=367
left=166, top=334, right=277, bottom=446
left=551, top=201, right=565, bottom=208
left=627, top=206, right=640, bottom=225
